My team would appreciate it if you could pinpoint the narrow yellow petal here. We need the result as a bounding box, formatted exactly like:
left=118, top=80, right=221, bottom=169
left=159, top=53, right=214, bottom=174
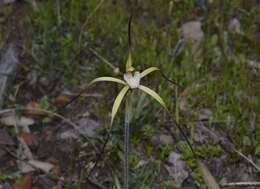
left=138, top=85, right=168, bottom=111
left=111, top=86, right=129, bottom=125
left=140, top=67, right=159, bottom=78
left=90, top=77, right=126, bottom=85
left=126, top=51, right=134, bottom=72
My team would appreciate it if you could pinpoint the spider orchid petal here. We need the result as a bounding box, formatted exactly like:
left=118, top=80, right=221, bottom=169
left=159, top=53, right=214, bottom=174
left=138, top=85, right=168, bottom=111
left=140, top=67, right=160, bottom=78
left=111, top=85, right=129, bottom=125
left=126, top=51, right=135, bottom=72
left=90, top=77, right=126, bottom=85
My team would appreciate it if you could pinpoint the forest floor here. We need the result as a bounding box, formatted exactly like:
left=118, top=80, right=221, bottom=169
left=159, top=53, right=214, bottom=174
left=0, top=1, right=260, bottom=189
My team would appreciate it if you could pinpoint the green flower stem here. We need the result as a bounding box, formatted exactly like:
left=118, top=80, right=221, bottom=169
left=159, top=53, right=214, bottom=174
left=175, top=85, right=179, bottom=124
left=124, top=91, right=132, bottom=189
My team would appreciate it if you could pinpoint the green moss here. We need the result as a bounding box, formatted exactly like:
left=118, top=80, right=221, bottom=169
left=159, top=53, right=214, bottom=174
left=197, top=144, right=223, bottom=157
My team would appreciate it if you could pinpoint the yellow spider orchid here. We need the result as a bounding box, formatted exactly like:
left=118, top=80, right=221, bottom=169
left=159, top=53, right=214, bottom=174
left=89, top=17, right=170, bottom=189
left=90, top=52, right=168, bottom=126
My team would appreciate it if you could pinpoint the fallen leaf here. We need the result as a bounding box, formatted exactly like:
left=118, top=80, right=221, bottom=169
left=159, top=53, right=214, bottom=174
left=58, top=117, right=101, bottom=140
left=0, top=115, right=34, bottom=130
left=25, top=102, right=47, bottom=117
left=51, top=164, right=61, bottom=176
left=47, top=158, right=61, bottom=176
left=17, top=133, right=38, bottom=147
left=28, top=160, right=54, bottom=173
left=13, top=174, right=32, bottom=189
left=54, top=95, right=70, bottom=106
left=196, top=159, right=221, bottom=189
left=17, top=137, right=34, bottom=173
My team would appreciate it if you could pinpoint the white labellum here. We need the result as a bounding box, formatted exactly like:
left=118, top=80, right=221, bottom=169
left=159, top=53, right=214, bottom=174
left=124, top=71, right=141, bottom=89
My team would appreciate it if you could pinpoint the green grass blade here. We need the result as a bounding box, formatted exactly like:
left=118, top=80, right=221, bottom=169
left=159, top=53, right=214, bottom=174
left=140, top=67, right=159, bottom=78
left=138, top=85, right=168, bottom=111
left=112, top=172, right=122, bottom=189
left=111, top=86, right=129, bottom=125
left=90, top=77, right=126, bottom=85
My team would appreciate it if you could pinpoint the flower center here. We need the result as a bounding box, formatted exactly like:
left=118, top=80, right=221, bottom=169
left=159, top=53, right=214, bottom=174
left=124, top=71, right=141, bottom=89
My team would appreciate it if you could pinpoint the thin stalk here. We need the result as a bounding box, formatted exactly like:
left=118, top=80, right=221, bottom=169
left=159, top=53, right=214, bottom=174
left=175, top=85, right=179, bottom=124
left=56, top=0, right=61, bottom=26
left=124, top=92, right=132, bottom=189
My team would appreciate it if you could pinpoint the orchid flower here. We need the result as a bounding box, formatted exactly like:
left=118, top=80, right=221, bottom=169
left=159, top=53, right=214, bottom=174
left=90, top=51, right=168, bottom=126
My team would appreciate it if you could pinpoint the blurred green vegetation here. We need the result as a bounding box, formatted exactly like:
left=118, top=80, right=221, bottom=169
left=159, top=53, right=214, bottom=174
left=0, top=0, right=259, bottom=188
